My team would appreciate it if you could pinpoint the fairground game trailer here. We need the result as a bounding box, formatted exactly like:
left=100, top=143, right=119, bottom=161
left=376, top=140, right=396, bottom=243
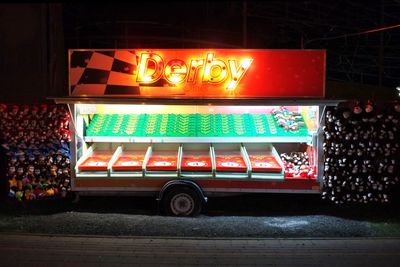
left=55, top=49, right=339, bottom=216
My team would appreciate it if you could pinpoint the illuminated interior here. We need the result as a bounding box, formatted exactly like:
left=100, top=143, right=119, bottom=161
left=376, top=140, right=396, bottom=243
left=73, top=104, right=319, bottom=181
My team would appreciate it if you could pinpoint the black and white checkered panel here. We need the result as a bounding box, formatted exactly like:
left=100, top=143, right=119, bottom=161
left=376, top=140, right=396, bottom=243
left=70, top=50, right=140, bottom=96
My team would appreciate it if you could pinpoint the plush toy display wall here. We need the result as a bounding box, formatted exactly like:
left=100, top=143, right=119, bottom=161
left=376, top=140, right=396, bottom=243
left=0, top=103, right=71, bottom=201
left=322, top=101, right=400, bottom=203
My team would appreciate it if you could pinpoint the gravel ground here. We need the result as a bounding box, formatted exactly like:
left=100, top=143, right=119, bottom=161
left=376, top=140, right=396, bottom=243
left=0, top=194, right=399, bottom=237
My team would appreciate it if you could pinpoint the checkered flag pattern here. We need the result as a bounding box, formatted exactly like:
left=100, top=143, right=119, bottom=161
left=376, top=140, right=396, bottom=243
left=70, top=50, right=141, bottom=96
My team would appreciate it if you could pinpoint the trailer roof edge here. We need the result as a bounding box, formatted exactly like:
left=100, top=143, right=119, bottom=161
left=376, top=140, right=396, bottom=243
left=49, top=97, right=345, bottom=106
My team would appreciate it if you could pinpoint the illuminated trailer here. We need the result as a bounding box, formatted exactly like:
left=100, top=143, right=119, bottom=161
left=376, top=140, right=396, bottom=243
left=55, top=49, right=340, bottom=216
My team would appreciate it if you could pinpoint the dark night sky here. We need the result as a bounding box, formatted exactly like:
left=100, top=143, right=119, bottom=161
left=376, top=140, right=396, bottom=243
left=62, top=1, right=400, bottom=88
left=0, top=1, right=398, bottom=102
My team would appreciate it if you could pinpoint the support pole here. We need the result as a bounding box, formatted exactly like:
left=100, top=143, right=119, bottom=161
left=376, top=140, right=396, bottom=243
left=242, top=1, right=247, bottom=48
left=378, top=0, right=384, bottom=88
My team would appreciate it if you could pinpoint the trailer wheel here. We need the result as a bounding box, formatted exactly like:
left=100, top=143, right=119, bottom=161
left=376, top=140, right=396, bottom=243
left=163, top=187, right=202, bottom=217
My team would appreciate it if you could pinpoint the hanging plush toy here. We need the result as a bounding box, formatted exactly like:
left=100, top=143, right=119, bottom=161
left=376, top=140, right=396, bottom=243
left=40, top=103, right=48, bottom=116
left=16, top=167, right=25, bottom=191
left=37, top=154, right=46, bottom=169
left=15, top=191, right=23, bottom=202
left=46, top=188, right=55, bottom=197
left=26, top=165, right=35, bottom=181
left=342, top=108, right=351, bottom=120
left=394, top=103, right=400, bottom=113
left=0, top=103, right=7, bottom=114
left=8, top=175, right=18, bottom=189
left=7, top=165, right=16, bottom=180
left=24, top=184, right=36, bottom=201
left=365, top=100, right=374, bottom=114
left=16, top=154, right=26, bottom=169
left=60, top=129, right=71, bottom=142
left=49, top=165, right=58, bottom=184
left=10, top=105, right=19, bottom=117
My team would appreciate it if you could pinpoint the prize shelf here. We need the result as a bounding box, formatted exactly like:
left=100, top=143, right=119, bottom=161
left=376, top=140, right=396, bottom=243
left=84, top=113, right=312, bottom=143
left=76, top=143, right=286, bottom=181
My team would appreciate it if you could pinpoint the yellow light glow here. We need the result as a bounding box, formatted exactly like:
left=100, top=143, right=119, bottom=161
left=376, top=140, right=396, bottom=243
left=226, top=58, right=253, bottom=90
left=203, top=53, right=228, bottom=83
left=210, top=65, right=221, bottom=77
left=136, top=52, right=164, bottom=83
left=134, top=52, right=253, bottom=91
left=241, top=58, right=252, bottom=69
left=187, top=59, right=204, bottom=82
left=227, top=81, right=237, bottom=90
left=203, top=54, right=212, bottom=78
left=170, top=76, right=183, bottom=84
left=164, top=59, right=188, bottom=84
left=141, top=76, right=153, bottom=82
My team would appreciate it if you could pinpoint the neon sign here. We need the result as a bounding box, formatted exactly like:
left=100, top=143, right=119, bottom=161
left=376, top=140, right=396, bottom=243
left=136, top=52, right=253, bottom=90
left=69, top=49, right=326, bottom=98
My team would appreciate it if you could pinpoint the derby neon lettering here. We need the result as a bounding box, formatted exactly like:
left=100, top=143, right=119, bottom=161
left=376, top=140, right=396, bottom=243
left=136, top=52, right=253, bottom=90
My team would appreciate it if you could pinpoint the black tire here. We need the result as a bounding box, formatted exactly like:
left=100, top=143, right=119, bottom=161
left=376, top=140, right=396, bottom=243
left=162, top=187, right=202, bottom=217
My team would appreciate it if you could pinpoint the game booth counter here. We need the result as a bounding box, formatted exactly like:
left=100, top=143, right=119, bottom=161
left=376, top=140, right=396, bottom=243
left=53, top=48, right=343, bottom=216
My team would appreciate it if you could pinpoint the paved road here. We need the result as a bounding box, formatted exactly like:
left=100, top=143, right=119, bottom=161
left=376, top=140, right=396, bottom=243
left=1, top=194, right=400, bottom=238
left=0, top=234, right=399, bottom=266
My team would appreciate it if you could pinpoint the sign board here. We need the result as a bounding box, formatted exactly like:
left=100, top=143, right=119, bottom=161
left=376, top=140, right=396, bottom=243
left=69, top=49, right=325, bottom=98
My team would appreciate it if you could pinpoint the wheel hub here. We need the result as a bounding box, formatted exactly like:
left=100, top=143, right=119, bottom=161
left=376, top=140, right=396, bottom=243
left=170, top=193, right=194, bottom=215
